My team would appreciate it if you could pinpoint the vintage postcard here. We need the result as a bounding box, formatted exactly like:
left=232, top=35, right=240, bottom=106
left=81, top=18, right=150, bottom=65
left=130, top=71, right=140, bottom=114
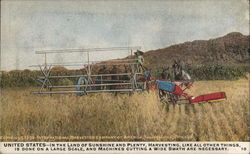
left=0, top=0, right=249, bottom=153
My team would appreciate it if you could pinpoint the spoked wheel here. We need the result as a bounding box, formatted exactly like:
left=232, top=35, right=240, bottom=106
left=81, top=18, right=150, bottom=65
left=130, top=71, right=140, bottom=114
left=158, top=90, right=178, bottom=104
left=136, top=80, right=147, bottom=91
left=76, top=77, right=89, bottom=96
left=158, top=90, right=167, bottom=103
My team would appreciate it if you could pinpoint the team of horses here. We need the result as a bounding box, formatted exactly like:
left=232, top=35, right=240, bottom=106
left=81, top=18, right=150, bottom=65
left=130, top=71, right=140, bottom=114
left=93, top=59, right=191, bottom=91
left=161, top=60, right=191, bottom=81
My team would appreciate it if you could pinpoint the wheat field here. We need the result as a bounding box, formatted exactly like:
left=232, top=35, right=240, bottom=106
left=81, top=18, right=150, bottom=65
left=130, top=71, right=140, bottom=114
left=0, top=78, right=249, bottom=141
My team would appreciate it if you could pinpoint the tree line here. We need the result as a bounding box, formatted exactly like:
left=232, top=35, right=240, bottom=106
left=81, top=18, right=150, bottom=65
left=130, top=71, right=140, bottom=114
left=0, top=65, right=249, bottom=88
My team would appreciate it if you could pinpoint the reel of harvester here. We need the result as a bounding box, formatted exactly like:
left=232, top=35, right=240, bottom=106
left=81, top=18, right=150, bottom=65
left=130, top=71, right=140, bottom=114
left=31, top=46, right=147, bottom=95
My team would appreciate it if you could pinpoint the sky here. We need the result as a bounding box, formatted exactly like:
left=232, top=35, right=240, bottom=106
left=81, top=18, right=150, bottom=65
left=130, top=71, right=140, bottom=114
left=1, top=0, right=249, bottom=71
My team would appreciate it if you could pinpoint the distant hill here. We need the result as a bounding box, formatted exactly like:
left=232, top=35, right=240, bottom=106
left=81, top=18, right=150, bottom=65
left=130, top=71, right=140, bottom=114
left=143, top=32, right=249, bottom=69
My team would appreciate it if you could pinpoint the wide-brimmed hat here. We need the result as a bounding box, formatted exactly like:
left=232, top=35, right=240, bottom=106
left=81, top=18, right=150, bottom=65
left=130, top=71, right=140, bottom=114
left=135, top=50, right=144, bottom=56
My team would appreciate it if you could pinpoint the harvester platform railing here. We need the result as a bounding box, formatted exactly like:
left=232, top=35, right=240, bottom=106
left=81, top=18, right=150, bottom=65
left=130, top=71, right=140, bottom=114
left=31, top=62, right=138, bottom=67
left=35, top=46, right=141, bottom=54
left=32, top=89, right=143, bottom=94
left=48, top=82, right=145, bottom=88
left=30, top=59, right=137, bottom=67
left=37, top=73, right=143, bottom=79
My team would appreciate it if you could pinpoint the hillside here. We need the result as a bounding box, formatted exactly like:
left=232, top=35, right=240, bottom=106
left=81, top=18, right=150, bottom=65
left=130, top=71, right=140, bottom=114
left=143, top=32, right=249, bottom=69
left=1, top=32, right=249, bottom=88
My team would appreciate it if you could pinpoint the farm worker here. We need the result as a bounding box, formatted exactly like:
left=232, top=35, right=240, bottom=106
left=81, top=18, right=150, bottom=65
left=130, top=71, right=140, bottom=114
left=144, top=71, right=151, bottom=81
left=135, top=50, right=146, bottom=72
left=135, top=50, right=144, bottom=65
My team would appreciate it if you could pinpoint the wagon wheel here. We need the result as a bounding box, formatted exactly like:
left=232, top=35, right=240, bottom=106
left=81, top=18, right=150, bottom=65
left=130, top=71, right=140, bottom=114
left=168, top=93, right=179, bottom=104
left=158, top=90, right=170, bottom=104
left=135, top=77, right=147, bottom=90
left=76, top=77, right=89, bottom=96
left=158, top=90, right=178, bottom=104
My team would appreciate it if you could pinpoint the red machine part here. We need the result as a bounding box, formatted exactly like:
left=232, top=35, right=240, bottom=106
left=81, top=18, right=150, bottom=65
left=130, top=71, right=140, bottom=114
left=150, top=79, right=227, bottom=104
left=189, top=92, right=226, bottom=104
left=172, top=85, right=184, bottom=95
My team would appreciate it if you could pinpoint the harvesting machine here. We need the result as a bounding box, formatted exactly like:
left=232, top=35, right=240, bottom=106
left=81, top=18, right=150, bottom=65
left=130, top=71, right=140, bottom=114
left=149, top=79, right=226, bottom=105
left=31, top=47, right=147, bottom=95
left=31, top=47, right=226, bottom=105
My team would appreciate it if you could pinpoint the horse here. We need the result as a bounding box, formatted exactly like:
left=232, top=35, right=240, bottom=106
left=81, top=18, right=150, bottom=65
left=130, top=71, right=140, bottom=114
left=172, top=60, right=191, bottom=81
left=161, top=67, right=171, bottom=79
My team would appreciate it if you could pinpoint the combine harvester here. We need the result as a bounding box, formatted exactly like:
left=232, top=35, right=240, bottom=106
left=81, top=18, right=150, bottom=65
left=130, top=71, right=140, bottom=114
left=31, top=47, right=226, bottom=105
